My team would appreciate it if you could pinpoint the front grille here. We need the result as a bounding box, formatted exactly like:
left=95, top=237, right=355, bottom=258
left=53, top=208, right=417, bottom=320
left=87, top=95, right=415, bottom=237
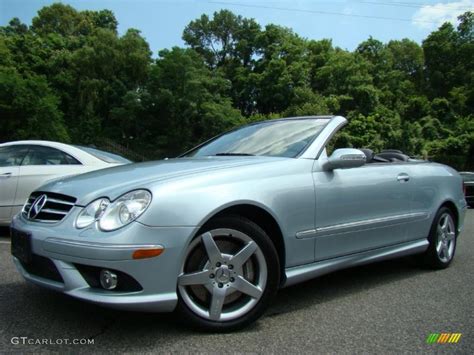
left=21, top=254, right=64, bottom=283
left=22, top=191, right=77, bottom=223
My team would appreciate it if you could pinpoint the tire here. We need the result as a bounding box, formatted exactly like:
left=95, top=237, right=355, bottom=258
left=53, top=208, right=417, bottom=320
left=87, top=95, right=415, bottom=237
left=420, top=207, right=457, bottom=269
left=176, top=215, right=280, bottom=332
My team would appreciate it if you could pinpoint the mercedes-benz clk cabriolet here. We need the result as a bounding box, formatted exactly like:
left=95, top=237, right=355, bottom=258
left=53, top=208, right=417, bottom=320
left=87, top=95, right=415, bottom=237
left=10, top=116, right=467, bottom=331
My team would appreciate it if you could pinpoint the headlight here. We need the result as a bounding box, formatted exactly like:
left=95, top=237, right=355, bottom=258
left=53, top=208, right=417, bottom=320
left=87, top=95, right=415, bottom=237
left=99, top=190, right=152, bottom=231
left=75, top=198, right=110, bottom=229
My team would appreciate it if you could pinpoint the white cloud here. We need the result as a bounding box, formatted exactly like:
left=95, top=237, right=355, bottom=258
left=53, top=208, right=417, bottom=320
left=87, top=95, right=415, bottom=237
left=412, top=0, right=474, bottom=29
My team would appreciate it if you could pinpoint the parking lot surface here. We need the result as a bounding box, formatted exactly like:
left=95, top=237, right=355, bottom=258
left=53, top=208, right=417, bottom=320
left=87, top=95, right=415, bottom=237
left=0, top=210, right=473, bottom=353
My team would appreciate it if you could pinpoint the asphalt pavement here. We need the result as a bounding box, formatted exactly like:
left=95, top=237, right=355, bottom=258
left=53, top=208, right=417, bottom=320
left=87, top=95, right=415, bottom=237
left=0, top=210, right=473, bottom=353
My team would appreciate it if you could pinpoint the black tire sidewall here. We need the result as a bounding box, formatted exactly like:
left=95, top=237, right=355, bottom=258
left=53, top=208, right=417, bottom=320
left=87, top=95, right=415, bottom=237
left=176, top=215, right=280, bottom=332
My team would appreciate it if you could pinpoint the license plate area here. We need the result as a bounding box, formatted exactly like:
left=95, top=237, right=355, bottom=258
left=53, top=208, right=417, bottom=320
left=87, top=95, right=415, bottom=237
left=11, top=228, right=32, bottom=264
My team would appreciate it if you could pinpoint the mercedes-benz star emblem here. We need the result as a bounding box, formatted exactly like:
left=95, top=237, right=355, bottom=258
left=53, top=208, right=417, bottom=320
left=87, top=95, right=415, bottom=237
left=216, top=267, right=230, bottom=283
left=28, top=194, right=48, bottom=219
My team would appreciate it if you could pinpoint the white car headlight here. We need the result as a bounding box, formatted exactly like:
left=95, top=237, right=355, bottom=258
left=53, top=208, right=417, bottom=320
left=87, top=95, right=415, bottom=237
left=99, top=190, right=152, bottom=231
left=75, top=198, right=110, bottom=229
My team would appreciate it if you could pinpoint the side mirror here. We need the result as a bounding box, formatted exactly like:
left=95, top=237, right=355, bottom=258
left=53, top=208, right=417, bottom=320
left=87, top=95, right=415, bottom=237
left=322, top=148, right=366, bottom=171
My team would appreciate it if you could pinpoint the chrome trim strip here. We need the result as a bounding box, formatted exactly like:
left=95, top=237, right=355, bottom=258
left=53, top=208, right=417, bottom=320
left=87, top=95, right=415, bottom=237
left=317, top=212, right=429, bottom=234
left=44, top=238, right=164, bottom=250
left=295, top=212, right=430, bottom=239
left=47, top=198, right=75, bottom=206
left=283, top=239, right=429, bottom=287
left=41, top=209, right=68, bottom=215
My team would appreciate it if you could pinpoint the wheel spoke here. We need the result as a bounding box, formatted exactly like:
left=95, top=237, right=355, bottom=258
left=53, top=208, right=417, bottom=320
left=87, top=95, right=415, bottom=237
left=442, top=243, right=449, bottom=258
left=437, top=226, right=444, bottom=237
left=233, top=275, right=263, bottom=299
left=436, top=241, right=443, bottom=254
left=178, top=270, right=210, bottom=286
left=446, top=231, right=455, bottom=241
left=229, top=241, right=257, bottom=268
left=209, top=287, right=227, bottom=320
left=201, top=232, right=222, bottom=265
left=441, top=216, right=448, bottom=232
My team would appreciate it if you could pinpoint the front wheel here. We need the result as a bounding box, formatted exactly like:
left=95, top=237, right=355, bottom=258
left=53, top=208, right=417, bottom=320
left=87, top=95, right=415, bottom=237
left=420, top=207, right=457, bottom=269
left=176, top=216, right=280, bottom=332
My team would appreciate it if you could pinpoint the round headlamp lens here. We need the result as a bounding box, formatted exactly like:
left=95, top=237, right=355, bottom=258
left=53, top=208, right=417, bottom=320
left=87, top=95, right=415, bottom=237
left=99, top=190, right=152, bottom=231
left=119, top=204, right=131, bottom=224
left=76, top=198, right=110, bottom=229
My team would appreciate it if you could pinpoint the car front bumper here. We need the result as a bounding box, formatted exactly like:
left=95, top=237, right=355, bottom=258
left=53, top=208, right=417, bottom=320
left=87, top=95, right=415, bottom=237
left=10, top=211, right=198, bottom=312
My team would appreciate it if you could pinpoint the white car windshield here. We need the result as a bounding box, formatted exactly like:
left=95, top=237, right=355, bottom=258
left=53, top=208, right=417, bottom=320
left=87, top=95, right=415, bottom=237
left=183, top=118, right=330, bottom=158
left=74, top=146, right=132, bottom=164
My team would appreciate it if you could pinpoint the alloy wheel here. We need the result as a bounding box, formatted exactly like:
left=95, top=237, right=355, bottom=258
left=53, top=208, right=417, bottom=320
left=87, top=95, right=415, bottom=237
left=436, top=213, right=456, bottom=263
left=178, top=228, right=267, bottom=321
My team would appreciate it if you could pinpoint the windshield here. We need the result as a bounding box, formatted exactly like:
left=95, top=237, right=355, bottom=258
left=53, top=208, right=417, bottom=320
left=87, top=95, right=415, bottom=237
left=182, top=118, right=330, bottom=158
left=74, top=146, right=132, bottom=164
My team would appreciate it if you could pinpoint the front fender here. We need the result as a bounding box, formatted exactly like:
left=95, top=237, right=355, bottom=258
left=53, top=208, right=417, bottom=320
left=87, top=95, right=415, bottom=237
left=137, top=159, right=317, bottom=267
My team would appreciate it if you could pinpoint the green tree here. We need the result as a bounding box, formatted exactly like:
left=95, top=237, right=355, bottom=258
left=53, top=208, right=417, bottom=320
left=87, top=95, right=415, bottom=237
left=1, top=5, right=473, bottom=169
left=0, top=68, right=69, bottom=142
left=114, top=48, right=243, bottom=157
left=315, top=50, right=379, bottom=115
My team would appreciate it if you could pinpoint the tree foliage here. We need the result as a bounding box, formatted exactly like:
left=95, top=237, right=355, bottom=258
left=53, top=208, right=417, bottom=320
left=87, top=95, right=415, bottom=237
left=1, top=5, right=473, bottom=168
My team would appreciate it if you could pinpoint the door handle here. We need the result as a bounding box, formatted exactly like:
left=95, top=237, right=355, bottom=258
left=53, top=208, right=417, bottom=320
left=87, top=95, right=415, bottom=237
left=0, top=172, right=12, bottom=178
left=397, top=173, right=410, bottom=182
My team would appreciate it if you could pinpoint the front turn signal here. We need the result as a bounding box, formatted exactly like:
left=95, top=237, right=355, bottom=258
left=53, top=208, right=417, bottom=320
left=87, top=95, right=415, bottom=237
left=132, top=248, right=164, bottom=259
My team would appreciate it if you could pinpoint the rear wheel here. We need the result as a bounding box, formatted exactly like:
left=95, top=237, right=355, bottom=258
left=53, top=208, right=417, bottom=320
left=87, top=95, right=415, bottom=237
left=176, top=216, right=280, bottom=332
left=421, top=207, right=457, bottom=269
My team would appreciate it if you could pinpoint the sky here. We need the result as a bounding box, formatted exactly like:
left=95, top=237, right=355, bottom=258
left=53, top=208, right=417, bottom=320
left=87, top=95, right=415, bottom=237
left=1, top=0, right=473, bottom=56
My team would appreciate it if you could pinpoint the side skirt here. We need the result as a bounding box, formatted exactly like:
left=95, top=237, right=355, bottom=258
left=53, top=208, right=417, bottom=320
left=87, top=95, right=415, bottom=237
left=283, top=238, right=429, bottom=287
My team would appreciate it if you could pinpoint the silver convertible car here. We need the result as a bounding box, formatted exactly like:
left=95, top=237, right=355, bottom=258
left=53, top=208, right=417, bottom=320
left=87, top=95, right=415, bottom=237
left=11, top=116, right=467, bottom=331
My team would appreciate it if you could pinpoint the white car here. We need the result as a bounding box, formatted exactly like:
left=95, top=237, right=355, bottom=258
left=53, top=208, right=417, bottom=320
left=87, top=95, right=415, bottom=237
left=0, top=141, right=131, bottom=225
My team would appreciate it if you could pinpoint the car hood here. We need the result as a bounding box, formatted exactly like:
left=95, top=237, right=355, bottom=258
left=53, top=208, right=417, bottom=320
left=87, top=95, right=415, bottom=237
left=39, top=156, right=281, bottom=205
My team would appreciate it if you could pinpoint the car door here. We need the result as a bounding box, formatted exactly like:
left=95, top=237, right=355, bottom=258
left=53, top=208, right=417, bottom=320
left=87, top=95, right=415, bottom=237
left=0, top=146, right=29, bottom=224
left=13, top=145, right=88, bottom=216
left=312, top=156, right=413, bottom=261
left=401, top=163, right=441, bottom=241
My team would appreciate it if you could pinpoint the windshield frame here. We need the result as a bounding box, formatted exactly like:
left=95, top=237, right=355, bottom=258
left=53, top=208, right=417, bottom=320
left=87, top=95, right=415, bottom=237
left=179, top=116, right=333, bottom=159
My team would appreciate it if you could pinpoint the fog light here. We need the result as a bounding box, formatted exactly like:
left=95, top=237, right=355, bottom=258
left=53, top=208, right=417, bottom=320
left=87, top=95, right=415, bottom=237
left=100, top=269, right=118, bottom=290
